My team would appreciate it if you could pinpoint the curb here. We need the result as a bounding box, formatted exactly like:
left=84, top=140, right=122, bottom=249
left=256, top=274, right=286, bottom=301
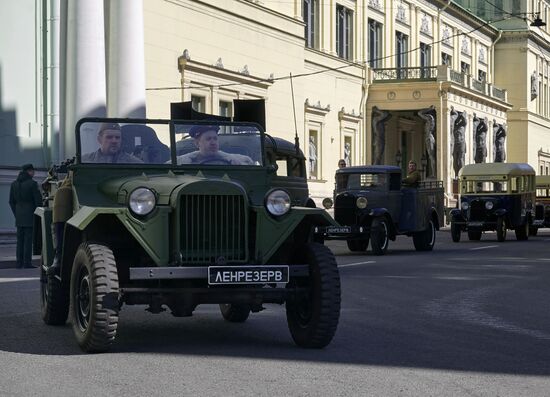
left=0, top=257, right=41, bottom=270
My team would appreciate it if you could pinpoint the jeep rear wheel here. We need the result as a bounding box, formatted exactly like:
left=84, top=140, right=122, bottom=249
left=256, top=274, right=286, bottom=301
left=346, top=238, right=369, bottom=252
left=451, top=221, right=461, bottom=242
left=413, top=219, right=436, bottom=251
left=496, top=217, right=507, bottom=242
left=219, top=304, right=250, bottom=322
left=41, top=263, right=69, bottom=325
left=70, top=243, right=119, bottom=353
left=515, top=221, right=529, bottom=241
left=370, top=218, right=389, bottom=255
left=286, top=243, right=340, bottom=348
left=467, top=230, right=482, bottom=241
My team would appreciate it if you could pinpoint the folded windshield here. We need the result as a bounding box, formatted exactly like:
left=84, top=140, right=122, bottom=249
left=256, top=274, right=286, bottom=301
left=78, top=120, right=263, bottom=166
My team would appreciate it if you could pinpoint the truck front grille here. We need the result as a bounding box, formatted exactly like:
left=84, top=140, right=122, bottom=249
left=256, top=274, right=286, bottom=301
left=180, top=194, right=247, bottom=264
left=469, top=200, right=486, bottom=221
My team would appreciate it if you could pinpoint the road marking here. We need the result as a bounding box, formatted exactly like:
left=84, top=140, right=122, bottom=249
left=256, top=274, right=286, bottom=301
left=0, top=277, right=40, bottom=283
left=469, top=245, right=499, bottom=251
left=338, top=261, right=376, bottom=268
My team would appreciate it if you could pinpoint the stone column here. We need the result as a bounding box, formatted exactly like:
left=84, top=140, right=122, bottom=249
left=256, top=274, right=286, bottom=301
left=64, top=0, right=107, bottom=157
left=107, top=0, right=146, bottom=118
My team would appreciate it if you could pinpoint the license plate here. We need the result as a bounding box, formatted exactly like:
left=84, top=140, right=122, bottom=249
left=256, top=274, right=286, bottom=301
left=208, top=266, right=289, bottom=285
left=468, top=221, right=484, bottom=226
left=326, top=226, right=352, bottom=234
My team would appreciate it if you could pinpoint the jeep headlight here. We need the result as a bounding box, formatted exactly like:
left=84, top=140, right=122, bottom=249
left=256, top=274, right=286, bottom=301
left=265, top=189, right=290, bottom=216
left=461, top=201, right=469, bottom=211
left=129, top=187, right=156, bottom=216
left=356, top=197, right=368, bottom=209
left=485, top=201, right=494, bottom=210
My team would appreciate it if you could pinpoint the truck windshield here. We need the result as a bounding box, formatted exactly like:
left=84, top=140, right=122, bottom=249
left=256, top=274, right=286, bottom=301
left=78, top=120, right=263, bottom=166
left=336, top=173, right=386, bottom=191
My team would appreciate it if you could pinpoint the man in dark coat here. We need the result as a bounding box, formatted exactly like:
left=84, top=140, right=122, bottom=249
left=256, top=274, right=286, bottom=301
left=9, top=163, right=42, bottom=268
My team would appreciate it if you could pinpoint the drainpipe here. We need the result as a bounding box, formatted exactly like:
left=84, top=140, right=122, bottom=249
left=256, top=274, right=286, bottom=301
left=360, top=63, right=369, bottom=164
left=490, top=30, right=503, bottom=86
left=49, top=0, right=60, bottom=164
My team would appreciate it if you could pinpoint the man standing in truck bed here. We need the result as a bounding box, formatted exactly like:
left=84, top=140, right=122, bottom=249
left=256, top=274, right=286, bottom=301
left=402, top=160, right=421, bottom=188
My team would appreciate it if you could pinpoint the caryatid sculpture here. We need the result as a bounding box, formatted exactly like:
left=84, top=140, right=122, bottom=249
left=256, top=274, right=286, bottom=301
left=493, top=120, right=507, bottom=162
left=417, top=105, right=437, bottom=178
left=473, top=114, right=488, bottom=164
left=371, top=107, right=392, bottom=165
left=451, top=107, right=467, bottom=178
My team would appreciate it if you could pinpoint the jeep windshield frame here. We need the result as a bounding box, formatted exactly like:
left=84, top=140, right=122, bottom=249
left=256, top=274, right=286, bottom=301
left=75, top=118, right=266, bottom=167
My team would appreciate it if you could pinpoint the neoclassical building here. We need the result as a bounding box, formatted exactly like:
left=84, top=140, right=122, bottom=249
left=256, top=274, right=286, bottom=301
left=1, top=0, right=550, bottom=229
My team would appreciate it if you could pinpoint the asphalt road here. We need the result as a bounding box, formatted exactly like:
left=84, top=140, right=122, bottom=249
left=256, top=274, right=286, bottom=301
left=1, top=229, right=550, bottom=396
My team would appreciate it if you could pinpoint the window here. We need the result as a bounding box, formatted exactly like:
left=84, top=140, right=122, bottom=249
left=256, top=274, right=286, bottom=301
left=368, top=19, right=383, bottom=68
left=461, top=61, right=470, bottom=75
left=219, top=101, right=232, bottom=117
left=420, top=43, right=431, bottom=78
left=308, top=130, right=319, bottom=179
left=478, top=70, right=487, bottom=82
left=304, top=0, right=319, bottom=49
left=336, top=5, right=353, bottom=60
left=191, top=95, right=205, bottom=112
left=441, top=52, right=452, bottom=66
left=396, top=32, right=409, bottom=78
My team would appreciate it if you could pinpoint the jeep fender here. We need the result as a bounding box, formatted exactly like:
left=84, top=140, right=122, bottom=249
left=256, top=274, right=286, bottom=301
left=449, top=208, right=464, bottom=221
left=366, top=208, right=396, bottom=239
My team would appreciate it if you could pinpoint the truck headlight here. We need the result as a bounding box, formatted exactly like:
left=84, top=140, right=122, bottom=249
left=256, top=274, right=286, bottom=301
left=485, top=201, right=494, bottom=210
left=265, top=189, right=290, bottom=216
left=129, top=187, right=156, bottom=216
left=356, top=197, right=368, bottom=209
left=461, top=201, right=469, bottom=210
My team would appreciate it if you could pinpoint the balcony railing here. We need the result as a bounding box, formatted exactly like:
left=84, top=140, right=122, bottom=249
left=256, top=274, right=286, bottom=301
left=373, top=66, right=438, bottom=81
left=371, top=65, right=507, bottom=102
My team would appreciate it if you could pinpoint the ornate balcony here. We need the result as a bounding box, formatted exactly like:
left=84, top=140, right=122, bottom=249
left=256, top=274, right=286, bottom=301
left=371, top=65, right=507, bottom=102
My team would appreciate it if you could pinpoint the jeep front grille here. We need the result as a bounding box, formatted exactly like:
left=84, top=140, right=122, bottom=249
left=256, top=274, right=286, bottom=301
left=469, top=200, right=486, bottom=221
left=180, top=195, right=247, bottom=264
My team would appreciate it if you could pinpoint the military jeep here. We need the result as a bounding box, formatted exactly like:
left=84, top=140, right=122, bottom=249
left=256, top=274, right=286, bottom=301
left=34, top=115, right=341, bottom=352
left=316, top=165, right=444, bottom=255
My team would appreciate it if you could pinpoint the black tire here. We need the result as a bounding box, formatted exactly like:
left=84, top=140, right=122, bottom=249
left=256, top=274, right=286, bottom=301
left=413, top=219, right=436, bottom=251
left=529, top=226, right=539, bottom=236
left=451, top=221, right=461, bottom=242
left=496, top=217, right=507, bottom=242
left=70, top=243, right=119, bottom=353
left=515, top=221, right=529, bottom=241
left=286, top=243, right=340, bottom=348
left=219, top=304, right=250, bottom=322
left=467, top=230, right=482, bottom=241
left=346, top=238, right=369, bottom=252
left=40, top=264, right=69, bottom=325
left=370, top=218, right=389, bottom=255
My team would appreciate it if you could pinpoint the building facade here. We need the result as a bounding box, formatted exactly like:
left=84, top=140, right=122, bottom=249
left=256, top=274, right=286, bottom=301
left=1, top=0, right=549, bottom=229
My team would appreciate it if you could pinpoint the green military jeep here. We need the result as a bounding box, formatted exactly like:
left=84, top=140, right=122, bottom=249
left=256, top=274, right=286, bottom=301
left=34, top=113, right=341, bottom=352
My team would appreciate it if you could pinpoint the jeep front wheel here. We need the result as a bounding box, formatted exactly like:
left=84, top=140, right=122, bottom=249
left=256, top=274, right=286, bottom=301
left=370, top=218, right=389, bottom=255
left=286, top=243, right=340, bottom=348
left=496, top=217, right=507, bottom=242
left=413, top=219, right=436, bottom=251
left=451, top=221, right=461, bottom=242
left=41, top=263, right=69, bottom=325
left=70, top=243, right=119, bottom=353
left=219, top=304, right=250, bottom=322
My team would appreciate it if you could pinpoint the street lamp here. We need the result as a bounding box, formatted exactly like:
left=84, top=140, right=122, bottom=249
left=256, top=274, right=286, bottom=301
left=395, top=150, right=402, bottom=167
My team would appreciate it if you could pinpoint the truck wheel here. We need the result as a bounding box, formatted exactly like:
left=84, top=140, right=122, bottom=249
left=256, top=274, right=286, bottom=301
left=346, top=238, right=369, bottom=252
left=529, top=226, right=538, bottom=236
left=286, top=243, right=340, bottom=348
left=515, top=222, right=529, bottom=241
left=451, top=221, right=461, bottom=242
left=70, top=243, right=119, bottom=353
left=413, top=219, right=436, bottom=251
left=370, top=218, right=389, bottom=255
left=40, top=264, right=69, bottom=325
left=467, top=230, right=482, bottom=241
left=219, top=304, right=250, bottom=322
left=496, top=217, right=507, bottom=242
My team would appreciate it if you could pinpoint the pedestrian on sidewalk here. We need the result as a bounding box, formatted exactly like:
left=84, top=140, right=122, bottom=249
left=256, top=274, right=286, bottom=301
left=9, top=163, right=42, bottom=268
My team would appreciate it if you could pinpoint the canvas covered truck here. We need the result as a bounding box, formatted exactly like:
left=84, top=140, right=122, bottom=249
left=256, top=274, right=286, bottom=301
left=34, top=108, right=341, bottom=352
left=316, top=165, right=444, bottom=255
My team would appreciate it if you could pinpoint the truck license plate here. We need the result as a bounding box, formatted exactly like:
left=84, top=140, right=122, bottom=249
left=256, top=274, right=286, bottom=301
left=326, top=226, right=352, bottom=234
left=208, top=266, right=289, bottom=285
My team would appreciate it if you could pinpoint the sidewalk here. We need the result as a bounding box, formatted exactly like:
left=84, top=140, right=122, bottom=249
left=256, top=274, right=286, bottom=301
left=0, top=230, right=40, bottom=269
